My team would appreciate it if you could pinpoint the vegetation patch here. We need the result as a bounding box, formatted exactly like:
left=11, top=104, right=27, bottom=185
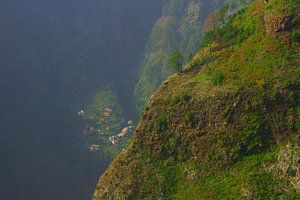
left=292, top=32, right=300, bottom=43
left=212, top=72, right=225, bottom=86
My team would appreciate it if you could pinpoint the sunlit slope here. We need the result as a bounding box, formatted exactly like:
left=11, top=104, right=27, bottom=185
left=93, top=0, right=300, bottom=199
left=134, top=0, right=224, bottom=112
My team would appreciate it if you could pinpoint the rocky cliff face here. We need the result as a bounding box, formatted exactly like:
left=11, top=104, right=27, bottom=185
left=93, top=0, right=300, bottom=199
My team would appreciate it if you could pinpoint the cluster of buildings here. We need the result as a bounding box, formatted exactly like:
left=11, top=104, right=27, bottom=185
left=89, top=144, right=100, bottom=152
left=79, top=108, right=135, bottom=152
left=103, top=108, right=112, bottom=117
left=78, top=110, right=85, bottom=115
left=108, top=120, right=134, bottom=146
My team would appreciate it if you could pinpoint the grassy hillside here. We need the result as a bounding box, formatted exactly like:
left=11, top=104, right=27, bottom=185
left=134, top=0, right=252, bottom=113
left=93, top=0, right=300, bottom=199
left=134, top=0, right=224, bottom=113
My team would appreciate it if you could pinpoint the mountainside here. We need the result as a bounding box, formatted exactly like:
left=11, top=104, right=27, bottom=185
left=134, top=0, right=222, bottom=112
left=134, top=0, right=251, bottom=112
left=93, top=0, right=300, bottom=199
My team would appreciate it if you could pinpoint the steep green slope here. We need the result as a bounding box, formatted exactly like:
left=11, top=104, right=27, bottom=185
left=134, top=0, right=223, bottom=112
left=134, top=0, right=251, bottom=113
left=93, top=0, right=300, bottom=199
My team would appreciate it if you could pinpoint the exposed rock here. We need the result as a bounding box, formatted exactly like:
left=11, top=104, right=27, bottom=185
left=265, top=14, right=293, bottom=34
left=264, top=143, right=300, bottom=192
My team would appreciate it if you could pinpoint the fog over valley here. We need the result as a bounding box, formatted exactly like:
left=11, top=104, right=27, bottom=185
left=0, top=0, right=163, bottom=199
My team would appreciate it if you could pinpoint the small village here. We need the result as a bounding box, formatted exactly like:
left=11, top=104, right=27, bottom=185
left=78, top=107, right=134, bottom=153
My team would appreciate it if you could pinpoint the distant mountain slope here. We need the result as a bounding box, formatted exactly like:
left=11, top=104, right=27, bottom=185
left=134, top=0, right=220, bottom=112
left=134, top=0, right=251, bottom=112
left=93, top=0, right=300, bottom=199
